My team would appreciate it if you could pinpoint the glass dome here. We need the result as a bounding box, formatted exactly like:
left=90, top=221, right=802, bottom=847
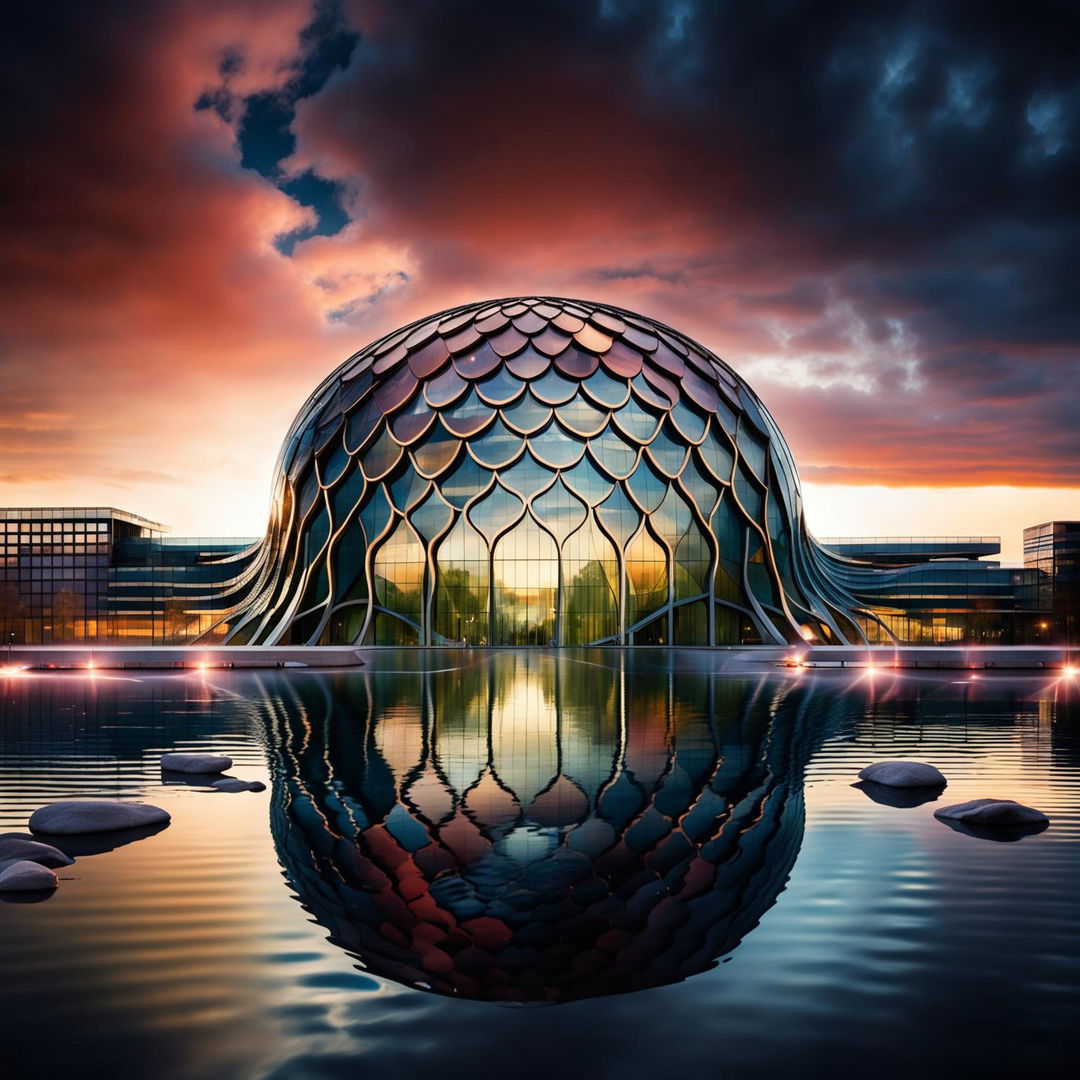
left=217, top=297, right=871, bottom=646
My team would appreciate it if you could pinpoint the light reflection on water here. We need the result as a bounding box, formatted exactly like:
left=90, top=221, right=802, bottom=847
left=0, top=650, right=1078, bottom=1080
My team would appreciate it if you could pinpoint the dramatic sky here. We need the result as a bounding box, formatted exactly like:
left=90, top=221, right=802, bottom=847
left=2, top=0, right=1077, bottom=558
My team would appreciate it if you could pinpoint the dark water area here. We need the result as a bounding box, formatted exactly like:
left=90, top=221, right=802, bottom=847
left=1, top=650, right=1078, bottom=1080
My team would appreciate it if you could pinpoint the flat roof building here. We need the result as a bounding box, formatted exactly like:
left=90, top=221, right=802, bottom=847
left=1025, top=521, right=1080, bottom=645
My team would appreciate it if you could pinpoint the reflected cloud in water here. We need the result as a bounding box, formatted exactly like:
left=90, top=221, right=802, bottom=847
left=262, top=653, right=830, bottom=1003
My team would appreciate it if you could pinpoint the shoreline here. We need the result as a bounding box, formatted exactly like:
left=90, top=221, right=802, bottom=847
left=1, top=642, right=1076, bottom=672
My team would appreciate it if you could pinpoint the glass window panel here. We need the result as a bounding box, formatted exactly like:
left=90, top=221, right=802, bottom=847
left=714, top=398, right=739, bottom=438
left=433, top=518, right=489, bottom=645
left=581, top=370, right=630, bottom=409
left=561, top=456, right=614, bottom=505
left=626, top=458, right=667, bottom=514
left=452, top=342, right=501, bottom=379
left=532, top=481, right=587, bottom=542
left=317, top=439, right=351, bottom=488
left=595, top=486, right=641, bottom=548
left=505, top=345, right=550, bottom=380
left=714, top=604, right=742, bottom=646
left=674, top=526, right=712, bottom=600
left=370, top=611, right=419, bottom=646
left=735, top=462, right=764, bottom=522
left=501, top=396, right=553, bottom=435
left=625, top=524, right=668, bottom=631
left=497, top=456, right=556, bottom=500
left=440, top=389, right=496, bottom=437
left=466, top=418, right=526, bottom=468
left=424, top=365, right=470, bottom=408
left=612, top=399, right=661, bottom=443
left=746, top=536, right=781, bottom=608
left=737, top=419, right=768, bottom=481
left=411, top=424, right=461, bottom=477
left=468, top=485, right=525, bottom=542
left=554, top=398, right=608, bottom=437
left=633, top=614, right=667, bottom=646
left=696, top=434, right=734, bottom=484
left=390, top=398, right=437, bottom=445
left=474, top=368, right=526, bottom=406
left=632, top=371, right=674, bottom=411
left=669, top=402, right=708, bottom=444
left=359, top=484, right=394, bottom=546
left=645, top=424, right=688, bottom=477
left=298, top=471, right=321, bottom=519
left=588, top=426, right=639, bottom=480
left=529, top=369, right=579, bottom=405
left=409, top=488, right=454, bottom=543
left=674, top=601, right=707, bottom=645
left=492, top=519, right=558, bottom=645
left=527, top=425, right=586, bottom=468
left=651, top=485, right=694, bottom=548
left=554, top=347, right=598, bottom=379
left=600, top=340, right=644, bottom=378
left=373, top=518, right=425, bottom=625
left=441, top=455, right=494, bottom=509
left=679, top=455, right=721, bottom=520
left=361, top=428, right=404, bottom=481
left=387, top=466, right=430, bottom=512
left=373, top=365, right=419, bottom=414
left=324, top=603, right=367, bottom=644
left=562, top=518, right=618, bottom=644
left=331, top=518, right=367, bottom=603
left=711, top=495, right=744, bottom=604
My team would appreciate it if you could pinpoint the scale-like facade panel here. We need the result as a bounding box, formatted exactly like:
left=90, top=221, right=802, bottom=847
left=216, top=298, right=872, bottom=646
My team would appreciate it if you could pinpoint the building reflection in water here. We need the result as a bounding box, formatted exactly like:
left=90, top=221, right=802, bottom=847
left=261, top=652, right=825, bottom=1003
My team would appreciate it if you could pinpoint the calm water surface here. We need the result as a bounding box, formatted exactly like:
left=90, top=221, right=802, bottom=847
left=1, top=650, right=1077, bottom=1080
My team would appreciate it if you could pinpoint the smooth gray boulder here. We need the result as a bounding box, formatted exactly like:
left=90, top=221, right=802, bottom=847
left=857, top=761, right=947, bottom=788
left=0, top=860, right=58, bottom=892
left=934, top=798, right=1048, bottom=827
left=29, top=800, right=171, bottom=835
left=160, top=752, right=233, bottom=774
left=211, top=778, right=267, bottom=793
left=0, top=834, right=74, bottom=868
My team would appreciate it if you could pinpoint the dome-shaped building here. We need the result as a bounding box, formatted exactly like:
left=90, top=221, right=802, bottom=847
left=216, top=298, right=877, bottom=646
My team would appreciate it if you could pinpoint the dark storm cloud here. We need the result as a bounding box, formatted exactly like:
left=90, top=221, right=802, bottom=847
left=275, top=0, right=1080, bottom=480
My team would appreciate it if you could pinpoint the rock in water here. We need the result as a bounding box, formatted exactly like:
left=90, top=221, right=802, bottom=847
left=160, top=752, right=233, bottom=774
left=934, top=798, right=1048, bottom=827
left=211, top=778, right=267, bottom=793
left=0, top=860, right=58, bottom=892
left=0, top=834, right=75, bottom=868
left=857, top=761, right=947, bottom=788
left=29, top=800, right=171, bottom=835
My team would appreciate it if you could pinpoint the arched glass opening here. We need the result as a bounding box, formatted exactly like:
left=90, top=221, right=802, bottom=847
left=373, top=517, right=425, bottom=630
left=492, top=518, right=558, bottom=645
left=434, top=517, right=489, bottom=645
left=562, top=518, right=618, bottom=644
left=625, top=523, right=668, bottom=637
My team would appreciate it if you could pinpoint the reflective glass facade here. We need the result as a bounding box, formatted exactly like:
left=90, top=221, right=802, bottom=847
left=0, top=508, right=256, bottom=644
left=218, top=297, right=872, bottom=646
left=1024, top=521, right=1080, bottom=644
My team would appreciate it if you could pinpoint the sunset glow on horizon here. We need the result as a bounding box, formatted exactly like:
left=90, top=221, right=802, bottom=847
left=1, top=1, right=1076, bottom=554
